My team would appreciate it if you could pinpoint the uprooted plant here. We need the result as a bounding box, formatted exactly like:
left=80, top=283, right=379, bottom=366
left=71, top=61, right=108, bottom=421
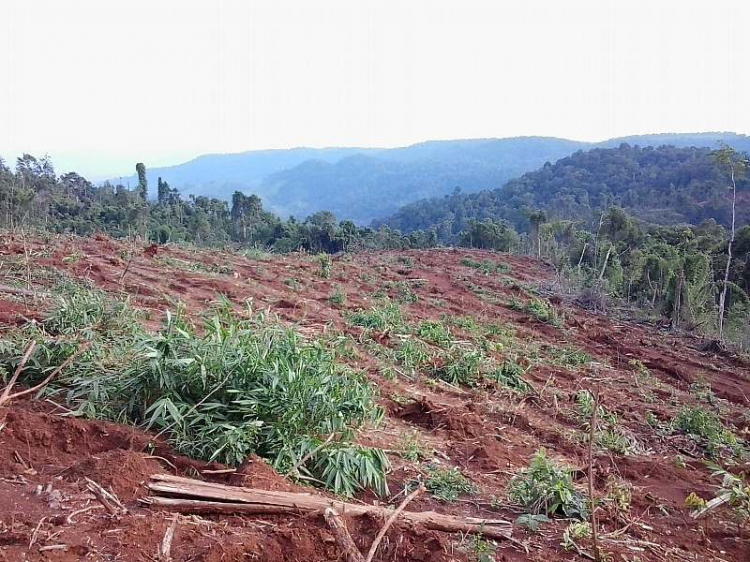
left=0, top=287, right=388, bottom=497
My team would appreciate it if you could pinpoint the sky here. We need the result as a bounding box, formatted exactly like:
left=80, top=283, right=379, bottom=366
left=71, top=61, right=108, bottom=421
left=1, top=0, right=749, bottom=178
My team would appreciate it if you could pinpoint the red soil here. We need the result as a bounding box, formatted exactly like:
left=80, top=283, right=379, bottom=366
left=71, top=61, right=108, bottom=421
left=0, top=233, right=749, bottom=560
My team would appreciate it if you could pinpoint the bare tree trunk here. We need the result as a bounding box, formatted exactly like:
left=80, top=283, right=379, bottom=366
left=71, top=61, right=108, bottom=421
left=718, top=165, right=737, bottom=341
left=598, top=245, right=612, bottom=283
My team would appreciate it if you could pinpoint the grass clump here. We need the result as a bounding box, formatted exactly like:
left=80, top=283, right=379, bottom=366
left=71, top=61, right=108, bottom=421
left=460, top=257, right=510, bottom=275
left=398, top=430, right=430, bottom=462
left=316, top=254, right=332, bottom=278
left=423, top=464, right=476, bottom=502
left=509, top=296, right=561, bottom=327
left=347, top=301, right=403, bottom=332
left=417, top=320, right=452, bottom=347
left=395, top=338, right=430, bottom=370
left=549, top=346, right=589, bottom=368
left=328, top=286, right=346, bottom=306
left=487, top=359, right=531, bottom=393
left=1, top=296, right=389, bottom=497
left=575, top=390, right=636, bottom=455
left=430, top=349, right=484, bottom=386
left=508, top=449, right=586, bottom=518
left=672, top=405, right=742, bottom=457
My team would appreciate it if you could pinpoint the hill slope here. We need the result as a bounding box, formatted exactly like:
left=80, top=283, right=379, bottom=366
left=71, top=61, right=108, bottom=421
left=379, top=143, right=750, bottom=237
left=0, top=234, right=748, bottom=560
left=112, top=132, right=750, bottom=224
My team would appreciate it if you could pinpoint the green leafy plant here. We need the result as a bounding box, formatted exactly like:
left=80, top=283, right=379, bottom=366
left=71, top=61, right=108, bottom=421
left=398, top=430, right=430, bottom=463
left=487, top=359, right=530, bottom=392
left=417, top=320, right=452, bottom=347
left=508, top=449, right=586, bottom=518
left=508, top=296, right=561, bottom=327
left=561, top=521, right=591, bottom=551
left=514, top=513, right=550, bottom=533
left=672, top=405, right=741, bottom=457
left=0, top=298, right=389, bottom=497
left=423, top=464, right=476, bottom=502
left=347, top=301, right=403, bottom=332
left=329, top=286, right=346, bottom=306
left=317, top=254, right=332, bottom=278
left=395, top=338, right=430, bottom=369
left=430, top=349, right=484, bottom=386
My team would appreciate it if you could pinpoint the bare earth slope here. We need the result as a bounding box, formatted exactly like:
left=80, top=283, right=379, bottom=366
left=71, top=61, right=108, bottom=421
left=0, top=233, right=748, bottom=561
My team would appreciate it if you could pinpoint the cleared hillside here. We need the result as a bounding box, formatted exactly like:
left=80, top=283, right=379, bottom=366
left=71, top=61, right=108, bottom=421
left=0, top=234, right=748, bottom=561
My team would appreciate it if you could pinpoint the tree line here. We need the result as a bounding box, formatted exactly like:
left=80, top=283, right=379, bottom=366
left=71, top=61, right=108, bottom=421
left=0, top=155, right=437, bottom=253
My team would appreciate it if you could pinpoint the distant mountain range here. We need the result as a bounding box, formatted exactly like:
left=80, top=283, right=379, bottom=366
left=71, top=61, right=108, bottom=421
left=110, top=132, right=750, bottom=224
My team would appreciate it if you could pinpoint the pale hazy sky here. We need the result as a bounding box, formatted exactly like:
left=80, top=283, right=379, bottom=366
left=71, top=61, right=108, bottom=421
left=1, top=0, right=749, bottom=177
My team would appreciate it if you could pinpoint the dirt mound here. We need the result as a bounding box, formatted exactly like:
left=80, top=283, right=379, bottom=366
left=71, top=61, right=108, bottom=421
left=61, top=449, right=162, bottom=501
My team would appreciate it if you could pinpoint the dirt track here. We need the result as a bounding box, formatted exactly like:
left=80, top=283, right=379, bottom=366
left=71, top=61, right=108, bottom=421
left=1, top=234, right=749, bottom=561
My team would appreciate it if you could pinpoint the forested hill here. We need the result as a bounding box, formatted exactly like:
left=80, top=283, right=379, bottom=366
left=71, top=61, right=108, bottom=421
left=377, top=144, right=750, bottom=240
left=112, top=132, right=750, bottom=224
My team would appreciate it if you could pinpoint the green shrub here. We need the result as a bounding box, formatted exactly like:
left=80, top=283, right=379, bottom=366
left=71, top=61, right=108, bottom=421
left=508, top=449, right=586, bottom=518
left=672, top=406, right=741, bottom=456
left=430, top=349, right=484, bottom=386
left=423, top=464, right=476, bottom=502
left=417, top=320, right=452, bottom=347
left=317, top=254, right=332, bottom=278
left=1, top=299, right=388, bottom=497
left=487, top=359, right=530, bottom=392
left=347, top=301, right=403, bottom=331
left=398, top=430, right=430, bottom=463
left=329, top=286, right=346, bottom=306
left=509, top=297, right=561, bottom=327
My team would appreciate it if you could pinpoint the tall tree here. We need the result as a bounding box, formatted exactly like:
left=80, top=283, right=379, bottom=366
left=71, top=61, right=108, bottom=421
left=715, top=147, right=747, bottom=340
left=136, top=163, right=148, bottom=201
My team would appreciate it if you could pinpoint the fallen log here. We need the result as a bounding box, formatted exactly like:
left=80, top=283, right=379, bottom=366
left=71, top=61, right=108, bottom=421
left=143, top=473, right=512, bottom=540
left=324, top=508, right=365, bottom=562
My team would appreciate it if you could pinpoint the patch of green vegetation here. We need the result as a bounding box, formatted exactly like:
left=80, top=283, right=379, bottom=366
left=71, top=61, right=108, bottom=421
left=508, top=449, right=586, bottom=518
left=395, top=338, right=430, bottom=369
left=396, top=255, right=414, bottom=268
left=390, top=281, right=419, bottom=304
left=423, top=464, right=476, bottom=502
left=156, top=255, right=233, bottom=275
left=328, top=286, right=346, bottom=306
left=549, top=346, right=590, bottom=368
left=461, top=535, right=497, bottom=562
left=672, top=405, right=742, bottom=457
left=239, top=247, right=272, bottom=261
left=460, top=257, right=511, bottom=275
left=398, top=430, right=430, bottom=462
left=0, top=296, right=389, bottom=497
left=316, top=253, right=332, bottom=278
left=575, top=390, right=636, bottom=455
left=690, top=379, right=719, bottom=406
left=514, top=513, right=550, bottom=533
left=283, top=277, right=301, bottom=290
left=417, top=320, right=452, bottom=347
left=347, top=301, right=403, bottom=332
left=561, top=521, right=591, bottom=552
left=487, top=359, right=531, bottom=393
left=430, top=349, right=484, bottom=386
left=508, top=296, right=561, bottom=327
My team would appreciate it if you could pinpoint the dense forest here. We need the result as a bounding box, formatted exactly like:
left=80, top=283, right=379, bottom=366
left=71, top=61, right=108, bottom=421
left=114, top=132, right=750, bottom=224
left=0, top=155, right=435, bottom=253
left=379, top=144, right=750, bottom=239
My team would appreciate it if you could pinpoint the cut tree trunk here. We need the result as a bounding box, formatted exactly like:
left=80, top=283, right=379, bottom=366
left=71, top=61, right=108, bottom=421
left=142, top=474, right=513, bottom=540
